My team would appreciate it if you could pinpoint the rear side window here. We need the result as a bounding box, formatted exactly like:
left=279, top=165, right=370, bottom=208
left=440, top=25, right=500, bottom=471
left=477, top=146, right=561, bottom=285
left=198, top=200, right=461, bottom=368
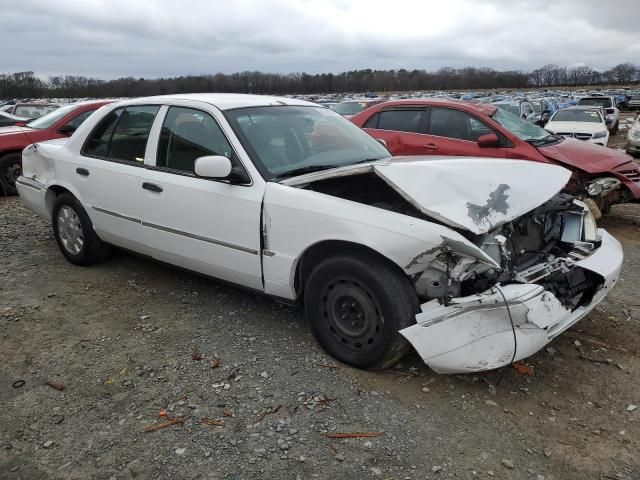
left=83, top=106, right=160, bottom=163
left=157, top=106, right=233, bottom=173
left=376, top=109, right=423, bottom=133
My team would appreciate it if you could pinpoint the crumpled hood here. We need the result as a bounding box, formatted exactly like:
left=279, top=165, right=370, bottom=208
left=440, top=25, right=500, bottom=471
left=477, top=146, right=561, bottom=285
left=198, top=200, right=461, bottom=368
left=540, top=138, right=633, bottom=173
left=283, top=157, right=572, bottom=235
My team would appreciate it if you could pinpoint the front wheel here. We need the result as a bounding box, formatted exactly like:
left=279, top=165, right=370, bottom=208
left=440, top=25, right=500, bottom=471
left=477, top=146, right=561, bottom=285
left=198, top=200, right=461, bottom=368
left=304, top=253, right=418, bottom=369
left=0, top=152, right=21, bottom=196
left=52, top=194, right=110, bottom=265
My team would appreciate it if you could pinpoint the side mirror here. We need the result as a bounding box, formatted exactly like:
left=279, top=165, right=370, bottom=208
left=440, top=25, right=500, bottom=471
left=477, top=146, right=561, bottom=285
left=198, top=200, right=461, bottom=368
left=57, top=124, right=76, bottom=136
left=194, top=155, right=232, bottom=178
left=477, top=133, right=500, bottom=148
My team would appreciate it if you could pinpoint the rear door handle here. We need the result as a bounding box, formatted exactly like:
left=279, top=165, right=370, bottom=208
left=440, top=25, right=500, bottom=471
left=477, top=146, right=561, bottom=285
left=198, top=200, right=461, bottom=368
left=76, top=168, right=90, bottom=176
left=142, top=182, right=163, bottom=193
left=422, top=143, right=439, bottom=150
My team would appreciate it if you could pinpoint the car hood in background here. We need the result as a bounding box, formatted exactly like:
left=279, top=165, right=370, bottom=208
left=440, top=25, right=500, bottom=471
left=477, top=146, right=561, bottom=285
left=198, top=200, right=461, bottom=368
left=539, top=138, right=633, bottom=173
left=283, top=157, right=571, bottom=235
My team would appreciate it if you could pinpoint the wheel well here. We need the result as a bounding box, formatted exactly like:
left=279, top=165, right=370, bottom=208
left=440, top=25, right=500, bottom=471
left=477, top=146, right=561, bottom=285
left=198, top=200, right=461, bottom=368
left=294, top=240, right=410, bottom=298
left=45, top=185, right=73, bottom=214
left=0, top=149, right=23, bottom=162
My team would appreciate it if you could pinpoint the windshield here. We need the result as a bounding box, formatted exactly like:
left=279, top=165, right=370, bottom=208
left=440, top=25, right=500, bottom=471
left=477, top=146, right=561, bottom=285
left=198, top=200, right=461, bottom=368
left=492, top=107, right=550, bottom=141
left=531, top=102, right=542, bottom=113
left=551, top=109, right=603, bottom=123
left=331, top=102, right=368, bottom=116
left=578, top=97, right=612, bottom=109
left=226, top=106, right=390, bottom=180
left=27, top=104, right=74, bottom=129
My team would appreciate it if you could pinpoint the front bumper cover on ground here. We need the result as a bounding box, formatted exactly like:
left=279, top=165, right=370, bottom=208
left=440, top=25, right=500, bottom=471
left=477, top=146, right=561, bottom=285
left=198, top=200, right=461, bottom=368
left=400, top=229, right=623, bottom=374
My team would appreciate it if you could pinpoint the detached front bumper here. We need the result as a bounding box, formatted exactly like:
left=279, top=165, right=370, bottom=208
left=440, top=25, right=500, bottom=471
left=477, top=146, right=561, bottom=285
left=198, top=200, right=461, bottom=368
left=400, top=229, right=623, bottom=374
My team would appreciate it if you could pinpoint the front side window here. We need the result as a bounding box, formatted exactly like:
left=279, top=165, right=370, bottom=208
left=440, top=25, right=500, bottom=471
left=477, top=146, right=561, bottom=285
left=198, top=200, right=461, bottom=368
left=83, top=105, right=159, bottom=162
left=157, top=107, right=233, bottom=172
left=226, top=106, right=389, bottom=180
left=376, top=109, right=423, bottom=133
left=428, top=107, right=492, bottom=141
left=67, top=109, right=97, bottom=129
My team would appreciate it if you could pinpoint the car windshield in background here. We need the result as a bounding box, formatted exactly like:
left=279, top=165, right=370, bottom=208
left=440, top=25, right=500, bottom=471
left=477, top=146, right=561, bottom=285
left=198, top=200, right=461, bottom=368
left=494, top=104, right=520, bottom=115
left=531, top=102, right=542, bottom=113
left=331, top=102, right=368, bottom=116
left=14, top=105, right=58, bottom=119
left=226, top=105, right=390, bottom=180
left=491, top=107, right=550, bottom=141
left=552, top=110, right=603, bottom=123
left=27, top=104, right=75, bottom=129
left=579, top=98, right=613, bottom=108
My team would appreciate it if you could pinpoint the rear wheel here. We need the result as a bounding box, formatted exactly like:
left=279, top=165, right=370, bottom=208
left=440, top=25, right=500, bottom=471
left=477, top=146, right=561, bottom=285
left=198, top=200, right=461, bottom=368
left=52, top=194, right=110, bottom=265
left=611, top=122, right=619, bottom=135
left=0, top=152, right=21, bottom=196
left=304, top=253, right=418, bottom=369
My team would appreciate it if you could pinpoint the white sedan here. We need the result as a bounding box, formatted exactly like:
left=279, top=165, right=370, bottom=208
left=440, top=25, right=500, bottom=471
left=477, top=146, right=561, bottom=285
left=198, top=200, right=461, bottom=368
left=545, top=107, right=610, bottom=146
left=17, top=94, right=623, bottom=373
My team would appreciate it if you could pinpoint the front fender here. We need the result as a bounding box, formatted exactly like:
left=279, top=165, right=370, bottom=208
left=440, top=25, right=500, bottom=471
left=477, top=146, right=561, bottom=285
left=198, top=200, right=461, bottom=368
left=261, top=183, right=498, bottom=300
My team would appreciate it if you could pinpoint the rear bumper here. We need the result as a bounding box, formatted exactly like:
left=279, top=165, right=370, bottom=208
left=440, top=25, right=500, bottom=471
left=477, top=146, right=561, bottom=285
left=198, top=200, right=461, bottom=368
left=400, top=229, right=623, bottom=374
left=16, top=176, right=49, bottom=219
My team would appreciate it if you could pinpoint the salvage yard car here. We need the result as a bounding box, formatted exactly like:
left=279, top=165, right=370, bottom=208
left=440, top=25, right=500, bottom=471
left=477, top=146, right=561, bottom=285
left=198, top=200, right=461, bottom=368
left=544, top=106, right=610, bottom=146
left=17, top=94, right=623, bottom=373
left=350, top=99, right=640, bottom=213
left=0, top=100, right=112, bottom=195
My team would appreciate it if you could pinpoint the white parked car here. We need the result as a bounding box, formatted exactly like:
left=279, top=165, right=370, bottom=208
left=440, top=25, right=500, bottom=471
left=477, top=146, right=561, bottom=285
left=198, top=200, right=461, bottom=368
left=17, top=94, right=623, bottom=373
left=545, top=106, right=610, bottom=146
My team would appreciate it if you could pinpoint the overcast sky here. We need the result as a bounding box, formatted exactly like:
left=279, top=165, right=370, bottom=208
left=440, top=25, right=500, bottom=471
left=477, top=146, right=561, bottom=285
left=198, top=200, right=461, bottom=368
left=2, top=0, right=639, bottom=79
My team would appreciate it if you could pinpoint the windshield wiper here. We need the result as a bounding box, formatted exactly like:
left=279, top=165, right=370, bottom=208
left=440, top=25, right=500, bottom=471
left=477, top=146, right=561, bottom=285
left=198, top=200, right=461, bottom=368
left=276, top=165, right=339, bottom=179
left=277, top=158, right=384, bottom=180
left=526, top=134, right=562, bottom=146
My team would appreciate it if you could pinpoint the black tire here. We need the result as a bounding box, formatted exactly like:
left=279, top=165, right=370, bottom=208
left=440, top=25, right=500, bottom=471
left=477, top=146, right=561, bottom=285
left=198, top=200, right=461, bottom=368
left=0, top=152, right=21, bottom=196
left=611, top=122, right=618, bottom=136
left=304, top=253, right=419, bottom=369
left=51, top=193, right=110, bottom=265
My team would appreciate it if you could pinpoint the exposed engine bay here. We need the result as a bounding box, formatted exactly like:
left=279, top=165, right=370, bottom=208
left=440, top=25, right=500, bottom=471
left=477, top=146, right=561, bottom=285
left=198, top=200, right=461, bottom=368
left=304, top=172, right=603, bottom=311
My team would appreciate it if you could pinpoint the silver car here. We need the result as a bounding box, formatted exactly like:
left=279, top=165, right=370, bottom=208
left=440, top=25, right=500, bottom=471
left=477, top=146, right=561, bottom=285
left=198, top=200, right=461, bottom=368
left=626, top=114, right=640, bottom=157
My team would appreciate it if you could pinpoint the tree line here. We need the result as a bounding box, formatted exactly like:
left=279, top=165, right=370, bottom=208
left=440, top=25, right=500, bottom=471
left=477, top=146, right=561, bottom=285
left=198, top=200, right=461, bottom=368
left=1, top=63, right=638, bottom=99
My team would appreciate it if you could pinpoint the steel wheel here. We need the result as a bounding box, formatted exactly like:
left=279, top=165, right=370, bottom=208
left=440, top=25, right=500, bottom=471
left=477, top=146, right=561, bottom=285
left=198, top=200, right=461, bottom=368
left=56, top=205, right=85, bottom=255
left=321, top=277, right=384, bottom=354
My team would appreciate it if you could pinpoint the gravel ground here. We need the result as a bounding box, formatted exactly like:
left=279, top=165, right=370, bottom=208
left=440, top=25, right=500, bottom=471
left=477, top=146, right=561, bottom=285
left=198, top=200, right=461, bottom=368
left=1, top=137, right=640, bottom=479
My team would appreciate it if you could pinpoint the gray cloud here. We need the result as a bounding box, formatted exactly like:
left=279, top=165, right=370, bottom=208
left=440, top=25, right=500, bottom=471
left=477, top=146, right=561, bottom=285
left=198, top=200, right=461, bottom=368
left=1, top=0, right=639, bottom=78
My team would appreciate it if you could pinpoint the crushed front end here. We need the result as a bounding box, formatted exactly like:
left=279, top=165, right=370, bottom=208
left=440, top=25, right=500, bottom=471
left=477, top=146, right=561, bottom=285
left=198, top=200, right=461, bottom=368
left=400, top=194, right=623, bottom=373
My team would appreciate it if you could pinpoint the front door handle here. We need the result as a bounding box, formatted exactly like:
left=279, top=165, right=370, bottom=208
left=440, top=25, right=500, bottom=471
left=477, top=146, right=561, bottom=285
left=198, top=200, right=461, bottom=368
left=76, top=167, right=90, bottom=176
left=142, top=182, right=163, bottom=193
left=422, top=143, right=439, bottom=150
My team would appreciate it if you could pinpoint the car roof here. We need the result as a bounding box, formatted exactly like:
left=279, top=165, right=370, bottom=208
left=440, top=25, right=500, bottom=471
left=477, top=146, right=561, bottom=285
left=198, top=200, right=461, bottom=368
left=122, top=93, right=317, bottom=111
left=364, top=98, right=497, bottom=116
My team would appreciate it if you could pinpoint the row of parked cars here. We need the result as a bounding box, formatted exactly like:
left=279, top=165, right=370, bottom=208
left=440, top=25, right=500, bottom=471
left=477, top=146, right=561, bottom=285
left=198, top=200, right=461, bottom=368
left=1, top=92, right=635, bottom=374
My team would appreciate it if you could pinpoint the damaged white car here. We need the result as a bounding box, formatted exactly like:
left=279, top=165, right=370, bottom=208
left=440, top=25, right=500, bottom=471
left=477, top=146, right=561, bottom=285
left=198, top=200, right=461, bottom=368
left=17, top=94, right=623, bottom=373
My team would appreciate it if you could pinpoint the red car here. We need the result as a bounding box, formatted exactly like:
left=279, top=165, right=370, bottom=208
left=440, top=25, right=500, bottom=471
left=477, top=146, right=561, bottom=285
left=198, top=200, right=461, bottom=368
left=350, top=99, right=640, bottom=212
left=0, top=100, right=112, bottom=195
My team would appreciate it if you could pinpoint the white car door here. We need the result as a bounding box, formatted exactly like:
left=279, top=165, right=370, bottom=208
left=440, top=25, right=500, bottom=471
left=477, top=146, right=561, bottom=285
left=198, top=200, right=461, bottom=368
left=68, top=105, right=161, bottom=253
left=140, top=104, right=265, bottom=290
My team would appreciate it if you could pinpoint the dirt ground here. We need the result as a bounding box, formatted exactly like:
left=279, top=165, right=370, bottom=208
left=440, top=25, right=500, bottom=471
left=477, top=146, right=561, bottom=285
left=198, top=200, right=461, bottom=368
left=1, top=128, right=639, bottom=479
